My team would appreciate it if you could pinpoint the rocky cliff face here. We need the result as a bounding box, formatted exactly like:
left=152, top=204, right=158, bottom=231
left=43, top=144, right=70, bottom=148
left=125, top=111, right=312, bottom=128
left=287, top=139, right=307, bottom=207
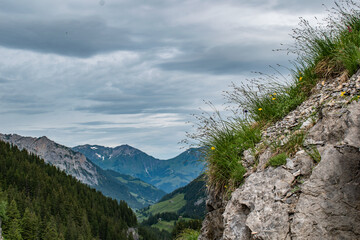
left=199, top=71, right=360, bottom=239
left=0, top=134, right=99, bottom=186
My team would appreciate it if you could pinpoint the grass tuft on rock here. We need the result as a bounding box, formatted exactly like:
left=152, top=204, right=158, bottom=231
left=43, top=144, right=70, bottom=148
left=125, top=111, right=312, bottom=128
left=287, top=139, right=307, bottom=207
left=267, top=153, right=288, bottom=168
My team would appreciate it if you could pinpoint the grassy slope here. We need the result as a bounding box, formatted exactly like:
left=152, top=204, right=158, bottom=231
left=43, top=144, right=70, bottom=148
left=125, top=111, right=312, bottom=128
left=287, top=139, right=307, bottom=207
left=137, top=194, right=186, bottom=222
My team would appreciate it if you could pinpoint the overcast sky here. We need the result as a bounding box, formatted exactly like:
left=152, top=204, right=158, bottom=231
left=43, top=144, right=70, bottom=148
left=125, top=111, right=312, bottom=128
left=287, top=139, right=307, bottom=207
left=0, top=0, right=331, bottom=159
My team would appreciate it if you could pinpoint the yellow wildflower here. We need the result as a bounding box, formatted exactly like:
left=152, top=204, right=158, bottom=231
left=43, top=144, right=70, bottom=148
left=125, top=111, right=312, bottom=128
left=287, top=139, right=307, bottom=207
left=299, top=77, right=303, bottom=81
left=272, top=97, right=276, bottom=100
left=340, top=91, right=346, bottom=97
left=211, top=146, right=215, bottom=150
left=258, top=108, right=263, bottom=111
left=273, top=93, right=277, bottom=95
left=224, top=185, right=228, bottom=189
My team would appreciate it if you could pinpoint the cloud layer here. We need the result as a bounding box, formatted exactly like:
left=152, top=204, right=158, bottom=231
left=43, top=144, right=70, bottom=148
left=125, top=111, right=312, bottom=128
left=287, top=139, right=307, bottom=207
left=0, top=0, right=330, bottom=158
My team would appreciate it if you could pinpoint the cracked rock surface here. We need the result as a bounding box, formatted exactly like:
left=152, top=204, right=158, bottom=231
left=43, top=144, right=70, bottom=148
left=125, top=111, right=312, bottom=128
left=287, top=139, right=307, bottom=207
left=199, top=71, right=360, bottom=240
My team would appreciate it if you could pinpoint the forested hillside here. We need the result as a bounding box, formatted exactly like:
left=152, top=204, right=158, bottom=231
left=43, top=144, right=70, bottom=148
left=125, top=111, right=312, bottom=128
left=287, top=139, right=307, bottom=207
left=0, top=133, right=164, bottom=209
left=0, top=141, right=137, bottom=240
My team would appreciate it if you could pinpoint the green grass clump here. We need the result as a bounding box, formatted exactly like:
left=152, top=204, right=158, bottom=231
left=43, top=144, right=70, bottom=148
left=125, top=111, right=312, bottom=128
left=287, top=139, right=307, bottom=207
left=193, top=111, right=261, bottom=193
left=267, top=153, right=288, bottom=167
left=175, top=229, right=200, bottom=240
left=228, top=80, right=308, bottom=124
left=305, top=146, right=322, bottom=163
left=281, top=131, right=306, bottom=156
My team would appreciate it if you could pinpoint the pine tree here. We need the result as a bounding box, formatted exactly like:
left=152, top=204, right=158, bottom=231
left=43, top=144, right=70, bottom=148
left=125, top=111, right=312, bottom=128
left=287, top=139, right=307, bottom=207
left=6, top=219, right=23, bottom=240
left=0, top=200, right=7, bottom=240
left=6, top=200, right=20, bottom=222
left=80, top=210, right=92, bottom=239
left=21, top=208, right=38, bottom=240
left=4, top=200, right=23, bottom=240
left=42, top=216, right=58, bottom=240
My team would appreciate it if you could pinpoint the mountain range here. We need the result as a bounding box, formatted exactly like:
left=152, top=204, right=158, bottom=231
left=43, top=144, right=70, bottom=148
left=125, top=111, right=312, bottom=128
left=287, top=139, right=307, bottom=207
left=0, top=133, right=204, bottom=209
left=0, top=133, right=165, bottom=209
left=73, top=144, right=205, bottom=193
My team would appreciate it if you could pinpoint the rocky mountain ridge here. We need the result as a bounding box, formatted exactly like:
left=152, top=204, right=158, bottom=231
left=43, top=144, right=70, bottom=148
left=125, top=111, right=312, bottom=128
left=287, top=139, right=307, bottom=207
left=199, top=70, right=360, bottom=239
left=0, top=134, right=99, bottom=186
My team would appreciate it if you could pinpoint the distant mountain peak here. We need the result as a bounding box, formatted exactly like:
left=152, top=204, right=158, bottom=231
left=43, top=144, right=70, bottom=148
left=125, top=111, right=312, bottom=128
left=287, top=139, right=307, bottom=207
left=73, top=144, right=205, bottom=193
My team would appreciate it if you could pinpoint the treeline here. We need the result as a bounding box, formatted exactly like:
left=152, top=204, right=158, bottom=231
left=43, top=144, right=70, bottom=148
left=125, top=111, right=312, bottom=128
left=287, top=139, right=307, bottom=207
left=140, top=212, right=202, bottom=240
left=0, top=141, right=137, bottom=240
left=138, top=226, right=171, bottom=240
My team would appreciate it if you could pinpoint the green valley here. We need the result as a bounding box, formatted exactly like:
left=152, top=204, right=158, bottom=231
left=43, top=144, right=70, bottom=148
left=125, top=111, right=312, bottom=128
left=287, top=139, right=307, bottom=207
left=136, top=174, right=207, bottom=236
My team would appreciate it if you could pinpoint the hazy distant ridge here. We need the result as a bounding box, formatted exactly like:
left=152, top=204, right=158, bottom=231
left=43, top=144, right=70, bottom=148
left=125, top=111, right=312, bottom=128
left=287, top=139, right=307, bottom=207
left=73, top=144, right=205, bottom=193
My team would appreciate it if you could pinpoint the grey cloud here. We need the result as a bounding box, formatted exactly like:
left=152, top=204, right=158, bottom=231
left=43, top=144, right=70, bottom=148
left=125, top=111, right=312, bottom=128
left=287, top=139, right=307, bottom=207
left=273, top=0, right=332, bottom=13
left=1, top=108, right=50, bottom=115
left=236, top=0, right=330, bottom=13
left=0, top=17, right=149, bottom=57
left=75, top=77, right=199, bottom=114
left=77, top=121, right=117, bottom=126
left=158, top=42, right=292, bottom=74
left=0, top=92, right=55, bottom=114
left=158, top=58, right=273, bottom=75
left=0, top=78, right=9, bottom=83
left=77, top=103, right=192, bottom=115
left=0, top=0, right=324, bottom=60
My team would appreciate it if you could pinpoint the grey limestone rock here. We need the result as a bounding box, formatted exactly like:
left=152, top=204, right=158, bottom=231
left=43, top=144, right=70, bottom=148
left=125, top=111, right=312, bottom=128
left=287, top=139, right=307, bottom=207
left=127, top=228, right=139, bottom=240
left=198, top=188, right=226, bottom=240
left=291, top=144, right=360, bottom=239
left=199, top=208, right=226, bottom=240
left=258, top=149, right=272, bottom=170
left=222, top=168, right=295, bottom=240
left=242, top=149, right=255, bottom=168
left=293, top=150, right=314, bottom=176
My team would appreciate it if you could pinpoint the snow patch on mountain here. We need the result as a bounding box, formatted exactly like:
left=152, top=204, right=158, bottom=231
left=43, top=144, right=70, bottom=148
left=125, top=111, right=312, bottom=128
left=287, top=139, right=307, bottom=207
left=95, top=153, right=105, bottom=161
